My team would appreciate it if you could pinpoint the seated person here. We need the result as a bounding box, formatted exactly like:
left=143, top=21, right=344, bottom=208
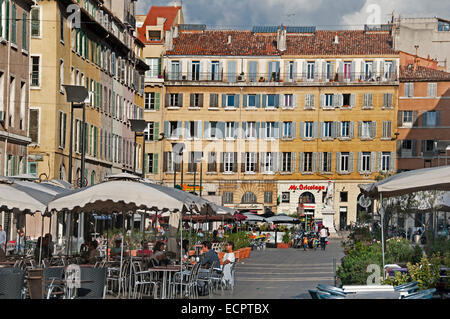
left=86, top=240, right=100, bottom=264
left=181, top=239, right=190, bottom=262
left=199, top=241, right=220, bottom=269
left=110, top=239, right=127, bottom=258
left=149, top=241, right=170, bottom=267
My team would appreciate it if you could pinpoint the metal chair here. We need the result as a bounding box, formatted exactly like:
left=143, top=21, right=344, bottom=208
left=131, top=261, right=158, bottom=299
left=0, top=268, right=26, bottom=299
left=317, top=284, right=348, bottom=295
left=197, top=261, right=218, bottom=297
left=44, top=267, right=65, bottom=299
left=402, top=288, right=436, bottom=299
left=76, top=267, right=107, bottom=299
left=317, top=286, right=347, bottom=297
left=106, top=260, right=129, bottom=297
left=171, top=263, right=200, bottom=299
left=394, top=281, right=419, bottom=291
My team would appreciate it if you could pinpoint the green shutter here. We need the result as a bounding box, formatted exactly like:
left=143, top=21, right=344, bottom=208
left=155, top=93, right=160, bottom=110
left=12, top=156, right=17, bottom=176
left=94, top=127, right=98, bottom=157
left=5, top=0, right=9, bottom=41
left=0, top=0, right=3, bottom=38
left=154, top=122, right=159, bottom=141
left=22, top=12, right=27, bottom=50
left=11, top=3, right=16, bottom=44
left=158, top=57, right=162, bottom=76
left=153, top=153, right=158, bottom=174
left=144, top=153, right=148, bottom=174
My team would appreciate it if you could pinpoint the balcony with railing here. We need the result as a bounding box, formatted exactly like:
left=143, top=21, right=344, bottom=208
left=164, top=71, right=399, bottom=86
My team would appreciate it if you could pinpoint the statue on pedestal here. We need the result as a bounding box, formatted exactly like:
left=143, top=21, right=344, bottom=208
left=324, top=180, right=334, bottom=209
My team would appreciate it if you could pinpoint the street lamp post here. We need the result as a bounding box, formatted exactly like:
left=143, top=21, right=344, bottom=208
left=129, top=119, right=148, bottom=179
left=63, top=85, right=89, bottom=187
left=63, top=85, right=89, bottom=253
left=171, top=143, right=185, bottom=189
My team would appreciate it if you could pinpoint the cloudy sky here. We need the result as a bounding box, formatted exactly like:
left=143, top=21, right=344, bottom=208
left=136, top=0, right=450, bottom=29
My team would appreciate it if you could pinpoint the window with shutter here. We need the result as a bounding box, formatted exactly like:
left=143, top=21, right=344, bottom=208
left=29, top=108, right=39, bottom=144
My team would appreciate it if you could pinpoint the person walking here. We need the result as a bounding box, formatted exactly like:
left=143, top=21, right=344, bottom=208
left=319, top=225, right=328, bottom=250
left=0, top=225, right=6, bottom=254
left=15, top=228, right=25, bottom=255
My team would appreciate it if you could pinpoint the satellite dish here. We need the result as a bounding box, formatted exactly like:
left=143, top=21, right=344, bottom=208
left=358, top=195, right=372, bottom=208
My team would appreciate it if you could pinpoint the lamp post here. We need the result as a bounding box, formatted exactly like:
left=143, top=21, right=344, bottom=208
left=171, top=143, right=185, bottom=189
left=129, top=119, right=148, bottom=179
left=63, top=85, right=89, bottom=187
left=63, top=85, right=89, bottom=253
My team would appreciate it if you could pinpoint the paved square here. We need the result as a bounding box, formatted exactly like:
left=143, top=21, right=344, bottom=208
left=206, top=238, right=345, bottom=299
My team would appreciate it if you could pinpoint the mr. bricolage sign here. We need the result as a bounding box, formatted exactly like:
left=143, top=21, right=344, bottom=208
left=288, top=184, right=326, bottom=192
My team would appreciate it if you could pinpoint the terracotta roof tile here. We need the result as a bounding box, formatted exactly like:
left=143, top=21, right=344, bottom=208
left=137, top=6, right=181, bottom=44
left=400, top=65, right=450, bottom=81
left=166, top=30, right=396, bottom=56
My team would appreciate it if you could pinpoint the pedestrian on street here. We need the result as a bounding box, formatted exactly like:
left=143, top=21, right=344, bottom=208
left=319, top=225, right=328, bottom=250
left=0, top=225, right=6, bottom=253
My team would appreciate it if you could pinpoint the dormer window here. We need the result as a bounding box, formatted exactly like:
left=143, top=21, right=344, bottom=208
left=148, top=31, right=161, bottom=41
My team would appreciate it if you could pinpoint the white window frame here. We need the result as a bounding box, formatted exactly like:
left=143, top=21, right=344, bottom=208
left=245, top=152, right=256, bottom=173
left=341, top=121, right=350, bottom=137
left=361, top=152, right=371, bottom=172
left=304, top=122, right=313, bottom=138
left=225, top=122, right=235, bottom=139
left=246, top=122, right=256, bottom=139
left=282, top=152, right=291, bottom=172
left=381, top=152, right=390, bottom=172
left=283, top=122, right=292, bottom=138
left=30, top=55, right=41, bottom=88
left=340, top=152, right=350, bottom=172
left=224, top=152, right=233, bottom=173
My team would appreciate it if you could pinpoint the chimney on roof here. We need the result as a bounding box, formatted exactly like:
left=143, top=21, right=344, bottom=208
left=414, top=44, right=419, bottom=71
left=334, top=33, right=339, bottom=44
left=277, top=27, right=287, bottom=52
left=227, top=35, right=232, bottom=45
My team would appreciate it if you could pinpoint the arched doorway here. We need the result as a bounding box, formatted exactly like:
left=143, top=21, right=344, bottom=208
left=299, top=192, right=316, bottom=230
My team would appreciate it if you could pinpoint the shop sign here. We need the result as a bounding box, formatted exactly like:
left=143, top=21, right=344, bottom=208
left=288, top=184, right=326, bottom=192
left=180, top=184, right=203, bottom=192
left=28, top=154, right=44, bottom=161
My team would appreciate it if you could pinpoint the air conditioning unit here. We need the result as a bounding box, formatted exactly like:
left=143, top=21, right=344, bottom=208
left=237, top=75, right=245, bottom=82
left=182, top=75, right=187, bottom=80
left=0, top=111, right=5, bottom=122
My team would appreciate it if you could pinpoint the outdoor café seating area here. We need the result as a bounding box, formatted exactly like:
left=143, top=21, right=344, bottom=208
left=0, top=237, right=237, bottom=299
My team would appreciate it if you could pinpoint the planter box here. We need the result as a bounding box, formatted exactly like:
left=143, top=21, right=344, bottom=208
left=277, top=243, right=290, bottom=249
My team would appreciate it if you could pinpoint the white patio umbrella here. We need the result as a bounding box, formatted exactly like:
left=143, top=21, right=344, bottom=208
left=265, top=214, right=300, bottom=224
left=242, top=213, right=267, bottom=222
left=0, top=177, right=72, bottom=264
left=48, top=177, right=190, bottom=214
left=358, top=166, right=450, bottom=278
left=358, top=166, right=450, bottom=198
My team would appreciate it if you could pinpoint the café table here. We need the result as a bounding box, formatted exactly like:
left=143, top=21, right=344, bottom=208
left=136, top=265, right=182, bottom=299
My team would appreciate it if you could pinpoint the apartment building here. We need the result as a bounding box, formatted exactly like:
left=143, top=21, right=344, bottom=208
left=28, top=0, right=147, bottom=187
left=397, top=58, right=450, bottom=171
left=0, top=0, right=36, bottom=241
left=137, top=5, right=183, bottom=181
left=393, top=16, right=450, bottom=72
left=155, top=26, right=399, bottom=230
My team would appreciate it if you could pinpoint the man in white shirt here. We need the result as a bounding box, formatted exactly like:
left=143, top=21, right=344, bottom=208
left=319, top=226, right=328, bottom=250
